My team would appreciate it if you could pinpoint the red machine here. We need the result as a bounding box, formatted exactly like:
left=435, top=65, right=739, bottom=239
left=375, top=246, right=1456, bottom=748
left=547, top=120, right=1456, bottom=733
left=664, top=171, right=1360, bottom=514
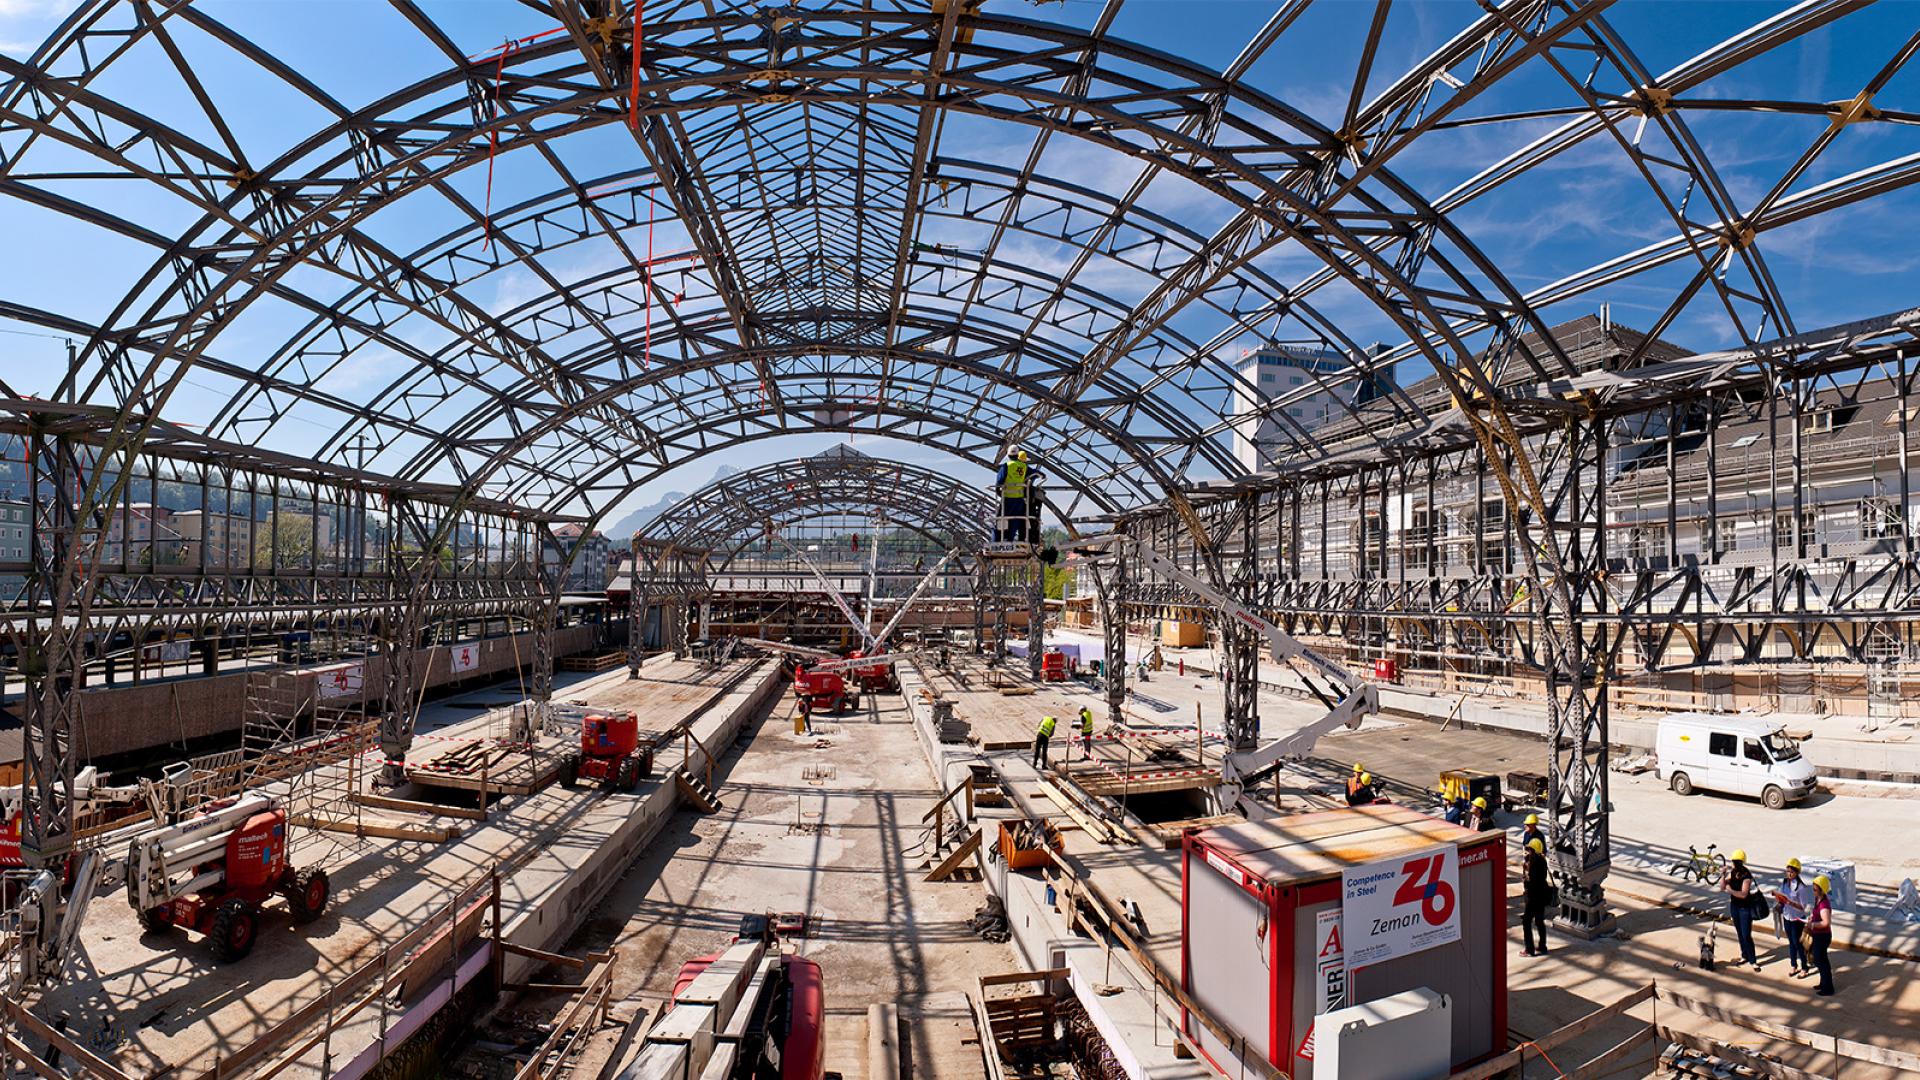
left=561, top=711, right=652, bottom=792
left=127, top=795, right=330, bottom=963
left=844, top=650, right=899, bottom=694
left=1040, top=650, right=1071, bottom=682
left=672, top=916, right=825, bottom=1080
left=792, top=665, right=859, bottom=714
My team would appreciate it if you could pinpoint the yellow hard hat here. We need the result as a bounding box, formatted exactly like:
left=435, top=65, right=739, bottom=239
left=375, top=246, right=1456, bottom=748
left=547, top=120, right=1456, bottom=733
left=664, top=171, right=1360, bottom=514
left=1786, top=858, right=1801, bottom=871
left=1360, top=773, right=1371, bottom=784
left=1813, top=874, right=1831, bottom=894
left=1526, top=838, right=1544, bottom=854
left=1353, top=763, right=1364, bottom=773
left=1015, top=449, right=1028, bottom=462
left=1524, top=814, right=1539, bottom=826
left=1732, top=849, right=1747, bottom=863
left=1472, top=796, right=1488, bottom=810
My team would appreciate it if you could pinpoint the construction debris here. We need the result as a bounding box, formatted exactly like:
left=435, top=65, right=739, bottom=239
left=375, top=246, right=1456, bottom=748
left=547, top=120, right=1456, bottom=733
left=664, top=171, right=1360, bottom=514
left=968, top=896, right=1012, bottom=943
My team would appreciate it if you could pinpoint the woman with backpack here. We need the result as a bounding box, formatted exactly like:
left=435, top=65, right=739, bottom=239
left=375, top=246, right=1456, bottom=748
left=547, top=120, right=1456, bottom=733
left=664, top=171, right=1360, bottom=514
left=1723, top=850, right=1761, bottom=970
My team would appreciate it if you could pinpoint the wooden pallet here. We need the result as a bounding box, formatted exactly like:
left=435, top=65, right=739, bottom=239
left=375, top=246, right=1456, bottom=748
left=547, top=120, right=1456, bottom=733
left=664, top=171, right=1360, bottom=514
left=560, top=652, right=628, bottom=672
left=407, top=742, right=563, bottom=796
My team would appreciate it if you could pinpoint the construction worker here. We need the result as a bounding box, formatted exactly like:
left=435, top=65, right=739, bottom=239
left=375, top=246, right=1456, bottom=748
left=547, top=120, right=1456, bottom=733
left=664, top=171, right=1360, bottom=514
left=1723, top=849, right=1760, bottom=969
left=1078, top=705, right=1095, bottom=760
left=1349, top=772, right=1379, bottom=807
left=1033, top=713, right=1057, bottom=770
left=1808, top=874, right=1836, bottom=996
left=1522, top=837, right=1551, bottom=956
left=1776, top=858, right=1812, bottom=978
left=1521, top=813, right=1543, bottom=850
left=1468, top=796, right=1495, bottom=831
left=797, top=695, right=814, bottom=736
left=1346, top=764, right=1366, bottom=803
left=997, top=450, right=1031, bottom=543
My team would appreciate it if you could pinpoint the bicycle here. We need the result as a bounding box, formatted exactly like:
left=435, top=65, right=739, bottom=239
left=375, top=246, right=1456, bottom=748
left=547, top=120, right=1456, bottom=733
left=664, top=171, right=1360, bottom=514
left=1667, top=844, right=1726, bottom=885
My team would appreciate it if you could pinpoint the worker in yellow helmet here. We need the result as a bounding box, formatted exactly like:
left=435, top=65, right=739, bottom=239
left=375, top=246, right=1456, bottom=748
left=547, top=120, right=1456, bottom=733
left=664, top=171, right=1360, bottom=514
left=1522, top=837, right=1551, bottom=956
left=1521, top=812, right=1543, bottom=851
left=1808, top=874, right=1835, bottom=995
left=1777, top=858, right=1812, bottom=977
left=1078, top=705, right=1095, bottom=761
left=997, top=450, right=1034, bottom=543
left=1722, top=849, right=1760, bottom=970
left=1468, top=795, right=1495, bottom=832
left=1346, top=764, right=1366, bottom=804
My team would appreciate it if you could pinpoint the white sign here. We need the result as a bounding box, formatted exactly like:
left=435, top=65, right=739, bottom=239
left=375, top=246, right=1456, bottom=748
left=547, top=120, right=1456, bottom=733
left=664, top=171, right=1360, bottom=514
left=316, top=661, right=366, bottom=700
left=142, top=639, right=192, bottom=663
left=1341, top=845, right=1461, bottom=968
left=1204, top=848, right=1245, bottom=887
left=449, top=643, right=480, bottom=674
left=1312, top=908, right=1346, bottom=1015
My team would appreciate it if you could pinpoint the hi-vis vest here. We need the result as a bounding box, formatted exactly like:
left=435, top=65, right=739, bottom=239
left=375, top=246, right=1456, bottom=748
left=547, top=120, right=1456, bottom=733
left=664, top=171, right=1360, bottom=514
left=1079, top=707, right=1093, bottom=734
left=1002, top=458, right=1028, bottom=499
left=1037, top=715, right=1057, bottom=738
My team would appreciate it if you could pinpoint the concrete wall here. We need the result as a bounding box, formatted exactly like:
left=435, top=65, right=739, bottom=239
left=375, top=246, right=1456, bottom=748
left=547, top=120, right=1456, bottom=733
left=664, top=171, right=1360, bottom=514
left=67, top=625, right=603, bottom=761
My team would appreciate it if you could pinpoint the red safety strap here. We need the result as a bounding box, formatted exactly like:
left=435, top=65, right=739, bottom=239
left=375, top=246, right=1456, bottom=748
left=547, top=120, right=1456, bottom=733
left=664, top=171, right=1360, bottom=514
left=630, top=0, right=645, bottom=131
left=644, top=194, right=653, bottom=370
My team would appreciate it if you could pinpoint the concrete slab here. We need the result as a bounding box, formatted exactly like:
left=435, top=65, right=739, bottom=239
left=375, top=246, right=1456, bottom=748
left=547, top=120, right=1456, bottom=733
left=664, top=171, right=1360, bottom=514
left=20, top=659, right=780, bottom=1079
left=456, top=677, right=1015, bottom=1080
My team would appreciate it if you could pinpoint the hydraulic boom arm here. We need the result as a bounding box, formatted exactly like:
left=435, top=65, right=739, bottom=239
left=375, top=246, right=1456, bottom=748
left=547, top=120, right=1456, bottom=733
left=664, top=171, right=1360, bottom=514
left=1066, top=533, right=1379, bottom=813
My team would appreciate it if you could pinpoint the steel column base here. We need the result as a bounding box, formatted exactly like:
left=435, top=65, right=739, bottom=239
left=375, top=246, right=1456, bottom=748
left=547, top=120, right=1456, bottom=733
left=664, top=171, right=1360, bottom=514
left=1551, top=878, right=1615, bottom=939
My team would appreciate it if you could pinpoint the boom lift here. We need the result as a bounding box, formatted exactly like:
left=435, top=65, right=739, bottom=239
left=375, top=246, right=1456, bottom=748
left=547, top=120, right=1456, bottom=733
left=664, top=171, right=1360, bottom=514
left=1064, top=533, right=1380, bottom=814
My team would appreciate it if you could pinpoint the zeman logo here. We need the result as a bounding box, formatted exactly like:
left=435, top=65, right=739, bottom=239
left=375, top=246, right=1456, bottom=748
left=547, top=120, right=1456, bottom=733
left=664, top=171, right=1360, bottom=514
left=1342, top=846, right=1463, bottom=967
left=1390, top=852, right=1457, bottom=927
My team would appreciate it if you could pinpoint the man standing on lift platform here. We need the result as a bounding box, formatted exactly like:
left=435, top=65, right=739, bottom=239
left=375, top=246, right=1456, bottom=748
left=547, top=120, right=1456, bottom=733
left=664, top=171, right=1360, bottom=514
left=998, top=450, right=1034, bottom=543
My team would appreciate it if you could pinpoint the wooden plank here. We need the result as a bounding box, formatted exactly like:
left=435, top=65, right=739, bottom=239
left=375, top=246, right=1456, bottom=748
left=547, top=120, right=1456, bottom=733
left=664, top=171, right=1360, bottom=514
left=978, top=968, right=1068, bottom=989
left=1565, top=1025, right=1656, bottom=1080
left=1658, top=1026, right=1834, bottom=1080
left=1036, top=779, right=1118, bottom=845
left=397, top=895, right=492, bottom=1002
left=1, top=1032, right=69, bottom=1080
left=0, top=999, right=136, bottom=1080
left=290, top=814, right=459, bottom=842
left=351, top=792, right=488, bottom=821
left=926, top=828, right=983, bottom=882
left=1447, top=984, right=1654, bottom=1080
left=503, top=940, right=590, bottom=970
left=1654, top=987, right=1920, bottom=1073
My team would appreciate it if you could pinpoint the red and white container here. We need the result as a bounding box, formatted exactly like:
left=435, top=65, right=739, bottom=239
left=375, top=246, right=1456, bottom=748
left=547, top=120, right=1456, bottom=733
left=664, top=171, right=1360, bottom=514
left=1181, top=805, right=1506, bottom=1079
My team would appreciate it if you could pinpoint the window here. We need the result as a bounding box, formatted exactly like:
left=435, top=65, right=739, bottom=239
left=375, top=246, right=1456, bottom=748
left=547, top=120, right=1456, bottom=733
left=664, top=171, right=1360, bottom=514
left=1743, top=739, right=1769, bottom=764
left=1290, top=374, right=1304, bottom=385
left=1708, top=732, right=1736, bottom=757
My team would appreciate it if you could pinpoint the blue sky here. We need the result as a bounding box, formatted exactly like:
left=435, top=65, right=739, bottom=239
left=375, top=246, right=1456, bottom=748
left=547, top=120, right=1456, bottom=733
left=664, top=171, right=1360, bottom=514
left=2, top=1, right=1917, bottom=528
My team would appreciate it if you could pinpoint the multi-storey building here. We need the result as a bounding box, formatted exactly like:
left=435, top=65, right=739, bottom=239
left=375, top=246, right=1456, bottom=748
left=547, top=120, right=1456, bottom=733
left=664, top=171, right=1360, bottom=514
left=1228, top=342, right=1393, bottom=473
left=546, top=524, right=612, bottom=593
left=172, top=509, right=257, bottom=569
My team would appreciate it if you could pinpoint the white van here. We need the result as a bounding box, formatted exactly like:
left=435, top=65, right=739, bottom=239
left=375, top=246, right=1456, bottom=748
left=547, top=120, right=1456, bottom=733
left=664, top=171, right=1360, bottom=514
left=1656, top=714, right=1817, bottom=810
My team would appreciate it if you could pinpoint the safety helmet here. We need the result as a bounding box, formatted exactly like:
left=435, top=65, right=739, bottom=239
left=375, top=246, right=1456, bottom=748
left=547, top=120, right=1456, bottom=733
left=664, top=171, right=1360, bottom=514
left=1526, top=838, right=1544, bottom=854
left=1524, top=814, right=1539, bottom=826
left=1813, top=874, right=1831, bottom=894
left=1015, top=449, right=1028, bottom=462
left=1360, top=773, right=1371, bottom=785
left=1472, top=796, right=1488, bottom=810
left=1353, top=763, right=1364, bottom=773
left=1786, top=858, right=1801, bottom=871
left=1732, top=849, right=1747, bottom=863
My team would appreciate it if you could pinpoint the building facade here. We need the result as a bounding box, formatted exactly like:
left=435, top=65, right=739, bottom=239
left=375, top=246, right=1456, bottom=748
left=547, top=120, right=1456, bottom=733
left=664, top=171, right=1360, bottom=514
left=1229, top=343, right=1392, bottom=473
left=547, top=525, right=612, bottom=593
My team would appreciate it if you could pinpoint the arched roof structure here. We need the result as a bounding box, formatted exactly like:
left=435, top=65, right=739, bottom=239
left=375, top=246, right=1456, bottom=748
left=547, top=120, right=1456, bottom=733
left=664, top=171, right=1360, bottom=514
left=3, top=0, right=1916, bottom=527
left=636, top=445, right=994, bottom=566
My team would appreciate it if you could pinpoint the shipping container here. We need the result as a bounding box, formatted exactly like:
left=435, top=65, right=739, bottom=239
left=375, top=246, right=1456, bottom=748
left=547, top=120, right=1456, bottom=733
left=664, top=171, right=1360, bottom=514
left=1181, top=805, right=1506, bottom=1079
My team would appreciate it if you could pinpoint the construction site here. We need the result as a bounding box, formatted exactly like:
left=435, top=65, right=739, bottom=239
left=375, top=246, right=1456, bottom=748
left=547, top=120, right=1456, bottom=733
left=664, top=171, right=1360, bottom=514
left=1, top=2, right=1919, bottom=1079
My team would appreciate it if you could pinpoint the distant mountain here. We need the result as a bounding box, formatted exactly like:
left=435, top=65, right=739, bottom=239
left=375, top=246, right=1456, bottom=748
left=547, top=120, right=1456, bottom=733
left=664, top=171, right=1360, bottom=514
left=602, top=462, right=743, bottom=540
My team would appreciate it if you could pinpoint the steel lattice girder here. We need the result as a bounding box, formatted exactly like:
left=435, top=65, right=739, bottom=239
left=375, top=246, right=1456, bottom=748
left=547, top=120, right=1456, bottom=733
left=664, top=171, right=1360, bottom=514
left=635, top=446, right=996, bottom=569
left=10, top=0, right=1908, bottom=525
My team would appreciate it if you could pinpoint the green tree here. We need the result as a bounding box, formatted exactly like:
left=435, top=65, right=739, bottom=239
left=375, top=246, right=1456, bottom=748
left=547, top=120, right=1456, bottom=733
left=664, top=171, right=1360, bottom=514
left=254, top=514, right=315, bottom=568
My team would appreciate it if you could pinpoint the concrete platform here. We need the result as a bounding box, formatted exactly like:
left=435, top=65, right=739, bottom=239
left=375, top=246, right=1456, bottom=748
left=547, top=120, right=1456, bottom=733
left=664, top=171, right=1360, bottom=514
left=900, top=650, right=1920, bottom=1080
left=18, top=658, right=781, bottom=1079
left=455, top=668, right=1014, bottom=1080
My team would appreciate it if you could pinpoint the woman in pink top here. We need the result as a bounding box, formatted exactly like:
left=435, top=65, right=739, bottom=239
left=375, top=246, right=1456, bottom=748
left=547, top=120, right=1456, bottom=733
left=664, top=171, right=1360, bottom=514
left=1808, top=875, right=1836, bottom=996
